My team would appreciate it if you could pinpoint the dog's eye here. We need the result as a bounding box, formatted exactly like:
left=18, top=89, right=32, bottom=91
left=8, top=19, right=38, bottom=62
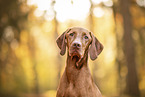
left=84, top=35, right=88, bottom=39
left=69, top=33, right=74, bottom=36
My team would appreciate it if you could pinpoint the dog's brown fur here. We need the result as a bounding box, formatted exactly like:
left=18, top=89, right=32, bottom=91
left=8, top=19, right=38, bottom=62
left=56, top=27, right=103, bottom=97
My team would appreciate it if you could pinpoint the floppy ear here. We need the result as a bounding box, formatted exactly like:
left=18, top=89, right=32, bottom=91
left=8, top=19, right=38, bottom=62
left=56, top=32, right=67, bottom=55
left=56, top=29, right=71, bottom=55
left=89, top=32, right=103, bottom=60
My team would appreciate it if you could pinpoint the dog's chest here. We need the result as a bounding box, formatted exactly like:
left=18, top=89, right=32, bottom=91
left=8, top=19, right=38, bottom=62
left=64, top=83, right=87, bottom=97
left=64, top=72, right=95, bottom=97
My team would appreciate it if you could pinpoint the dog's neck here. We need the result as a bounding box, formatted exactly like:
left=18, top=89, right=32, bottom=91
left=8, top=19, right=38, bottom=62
left=65, top=50, right=89, bottom=83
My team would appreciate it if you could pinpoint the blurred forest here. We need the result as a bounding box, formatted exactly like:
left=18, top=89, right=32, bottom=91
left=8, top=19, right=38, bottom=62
left=0, top=0, right=145, bottom=97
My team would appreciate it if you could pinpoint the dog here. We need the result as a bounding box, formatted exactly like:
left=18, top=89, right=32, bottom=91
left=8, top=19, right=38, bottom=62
left=56, top=27, right=103, bottom=97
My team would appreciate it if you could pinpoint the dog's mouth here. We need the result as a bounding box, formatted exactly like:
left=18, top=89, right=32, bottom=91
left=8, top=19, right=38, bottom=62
left=71, top=52, right=81, bottom=62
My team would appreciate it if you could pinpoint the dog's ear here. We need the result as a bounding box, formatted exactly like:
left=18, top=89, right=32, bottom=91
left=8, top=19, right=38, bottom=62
left=56, top=29, right=71, bottom=55
left=56, top=32, right=67, bottom=55
left=89, top=32, right=103, bottom=60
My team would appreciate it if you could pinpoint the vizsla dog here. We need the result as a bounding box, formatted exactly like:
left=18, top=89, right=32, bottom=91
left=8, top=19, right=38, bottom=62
left=56, top=27, right=103, bottom=97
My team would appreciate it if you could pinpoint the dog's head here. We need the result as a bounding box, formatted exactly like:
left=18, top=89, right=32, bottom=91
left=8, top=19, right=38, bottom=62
left=56, top=27, right=103, bottom=62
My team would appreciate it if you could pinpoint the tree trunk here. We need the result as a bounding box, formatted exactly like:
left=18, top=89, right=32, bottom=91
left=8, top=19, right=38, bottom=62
left=52, top=0, right=62, bottom=89
left=119, top=0, right=140, bottom=96
left=28, top=37, right=39, bottom=94
left=112, top=2, right=123, bottom=95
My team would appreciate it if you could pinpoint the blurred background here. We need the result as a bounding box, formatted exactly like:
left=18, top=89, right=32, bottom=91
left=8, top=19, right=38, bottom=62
left=0, top=0, right=145, bottom=97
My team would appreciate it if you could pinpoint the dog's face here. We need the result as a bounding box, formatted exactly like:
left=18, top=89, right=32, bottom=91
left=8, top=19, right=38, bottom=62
left=56, top=27, right=103, bottom=62
left=65, top=28, right=92, bottom=62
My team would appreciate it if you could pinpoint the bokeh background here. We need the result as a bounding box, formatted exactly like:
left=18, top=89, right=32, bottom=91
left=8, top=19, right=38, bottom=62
left=0, top=0, right=145, bottom=97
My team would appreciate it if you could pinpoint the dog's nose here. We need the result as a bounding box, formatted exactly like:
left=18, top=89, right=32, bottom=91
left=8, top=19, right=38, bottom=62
left=73, top=42, right=81, bottom=48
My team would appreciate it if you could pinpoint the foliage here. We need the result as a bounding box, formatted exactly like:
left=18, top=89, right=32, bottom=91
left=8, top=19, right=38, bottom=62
left=0, top=0, right=145, bottom=97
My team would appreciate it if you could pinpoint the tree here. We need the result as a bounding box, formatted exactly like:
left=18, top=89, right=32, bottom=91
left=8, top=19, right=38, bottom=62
left=0, top=0, right=29, bottom=96
left=119, top=0, right=140, bottom=96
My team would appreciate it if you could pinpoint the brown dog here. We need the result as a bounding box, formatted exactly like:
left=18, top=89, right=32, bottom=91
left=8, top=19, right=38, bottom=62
left=56, top=27, right=103, bottom=97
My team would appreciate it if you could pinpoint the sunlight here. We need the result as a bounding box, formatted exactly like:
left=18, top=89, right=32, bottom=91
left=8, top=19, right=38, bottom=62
left=91, top=0, right=109, bottom=4
left=91, top=0, right=102, bottom=4
left=34, top=8, right=44, bottom=17
left=27, top=0, right=91, bottom=22
left=27, top=0, right=54, bottom=20
left=54, top=0, right=91, bottom=22
left=10, top=39, right=19, bottom=50
left=4, top=26, right=14, bottom=42
left=104, top=0, right=113, bottom=7
left=27, top=0, right=36, bottom=5
left=44, top=9, right=55, bottom=21
left=92, top=0, right=113, bottom=7
left=27, top=0, right=52, bottom=10
left=1, top=0, right=145, bottom=96
left=36, top=0, right=51, bottom=11
left=136, top=0, right=145, bottom=7
left=27, top=0, right=113, bottom=21
left=93, top=7, right=104, bottom=18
